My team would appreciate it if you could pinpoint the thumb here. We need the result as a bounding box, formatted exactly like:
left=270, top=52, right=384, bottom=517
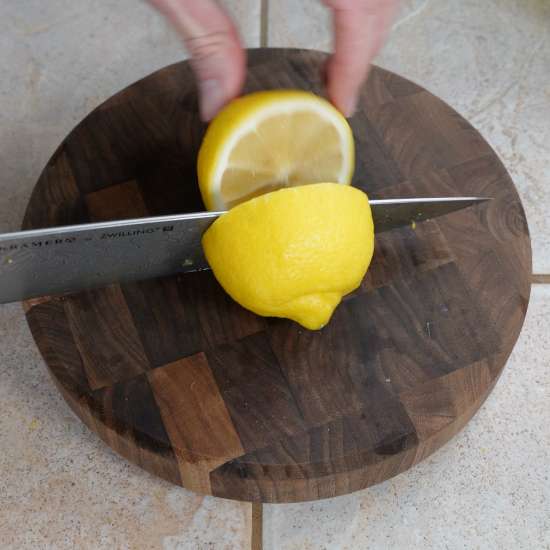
left=147, top=0, right=247, bottom=121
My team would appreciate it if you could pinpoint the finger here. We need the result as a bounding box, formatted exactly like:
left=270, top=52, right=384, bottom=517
left=322, top=0, right=398, bottom=117
left=147, top=0, right=246, bottom=121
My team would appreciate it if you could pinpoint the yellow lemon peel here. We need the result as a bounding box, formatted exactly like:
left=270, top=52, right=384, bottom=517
left=202, top=183, right=374, bottom=330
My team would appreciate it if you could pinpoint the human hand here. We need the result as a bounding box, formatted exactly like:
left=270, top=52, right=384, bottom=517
left=146, top=0, right=398, bottom=121
left=321, top=0, right=400, bottom=117
left=146, top=0, right=246, bottom=122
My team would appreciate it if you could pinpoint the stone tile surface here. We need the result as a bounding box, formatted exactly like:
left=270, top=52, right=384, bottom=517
left=263, top=285, right=550, bottom=549
left=269, top=0, right=550, bottom=272
left=1, top=0, right=549, bottom=548
left=0, top=1, right=259, bottom=548
left=0, top=305, right=252, bottom=549
left=0, top=0, right=259, bottom=236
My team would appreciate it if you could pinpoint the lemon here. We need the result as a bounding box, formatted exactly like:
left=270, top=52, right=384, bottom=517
left=197, top=90, right=355, bottom=211
left=202, top=183, right=374, bottom=330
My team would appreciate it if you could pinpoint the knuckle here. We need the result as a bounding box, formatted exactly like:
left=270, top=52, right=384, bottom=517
left=186, top=31, right=232, bottom=61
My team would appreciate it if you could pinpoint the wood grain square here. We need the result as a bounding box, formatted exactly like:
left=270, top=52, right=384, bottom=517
left=329, top=263, right=502, bottom=395
left=400, top=360, right=494, bottom=464
left=365, top=220, right=456, bottom=291
left=356, top=66, right=394, bottom=113
left=25, top=297, right=91, bottom=399
left=265, top=319, right=364, bottom=428
left=385, top=72, right=425, bottom=100
left=22, top=296, right=53, bottom=314
left=102, top=97, right=181, bottom=170
left=399, top=360, right=492, bottom=440
left=206, top=331, right=308, bottom=453
left=86, top=372, right=179, bottom=463
left=173, top=110, right=207, bottom=167
left=349, top=112, right=406, bottom=193
left=184, top=271, right=266, bottom=347
left=147, top=353, right=245, bottom=495
left=136, top=152, right=205, bottom=216
left=64, top=110, right=140, bottom=195
left=366, top=100, right=440, bottom=179
left=325, top=291, right=436, bottom=395
left=396, top=91, right=493, bottom=167
left=450, top=110, right=497, bottom=157
left=455, top=248, right=525, bottom=379
left=244, top=51, right=327, bottom=97
left=405, top=262, right=502, bottom=357
left=357, top=179, right=457, bottom=292
left=84, top=180, right=150, bottom=222
left=121, top=275, right=210, bottom=369
left=445, top=154, right=528, bottom=243
left=76, top=380, right=182, bottom=487
left=21, top=197, right=91, bottom=231
left=63, top=285, right=150, bottom=390
left=493, top=236, right=532, bottom=298
left=27, top=147, right=80, bottom=206
left=210, top=395, right=418, bottom=503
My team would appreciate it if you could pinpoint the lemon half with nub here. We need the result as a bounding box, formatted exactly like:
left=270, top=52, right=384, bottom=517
left=202, top=183, right=374, bottom=330
left=197, top=90, right=355, bottom=211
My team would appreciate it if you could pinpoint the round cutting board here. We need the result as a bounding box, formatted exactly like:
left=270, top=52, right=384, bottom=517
left=22, top=49, right=531, bottom=503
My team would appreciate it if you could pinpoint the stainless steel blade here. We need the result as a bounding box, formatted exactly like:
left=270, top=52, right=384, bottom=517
left=370, top=197, right=491, bottom=233
left=0, top=196, right=490, bottom=304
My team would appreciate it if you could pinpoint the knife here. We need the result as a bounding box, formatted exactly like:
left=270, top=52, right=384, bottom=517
left=0, top=197, right=490, bottom=304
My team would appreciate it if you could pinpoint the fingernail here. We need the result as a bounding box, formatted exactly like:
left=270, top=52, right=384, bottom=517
left=199, top=79, right=226, bottom=122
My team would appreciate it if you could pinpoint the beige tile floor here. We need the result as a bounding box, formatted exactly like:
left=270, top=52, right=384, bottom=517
left=0, top=0, right=549, bottom=548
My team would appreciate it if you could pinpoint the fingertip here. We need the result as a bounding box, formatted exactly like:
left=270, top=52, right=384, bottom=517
left=199, top=79, right=226, bottom=122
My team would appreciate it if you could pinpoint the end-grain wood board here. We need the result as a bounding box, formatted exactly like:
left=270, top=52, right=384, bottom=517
left=22, top=49, right=531, bottom=503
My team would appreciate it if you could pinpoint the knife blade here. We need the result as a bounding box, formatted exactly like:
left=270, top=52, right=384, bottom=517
left=0, top=196, right=490, bottom=304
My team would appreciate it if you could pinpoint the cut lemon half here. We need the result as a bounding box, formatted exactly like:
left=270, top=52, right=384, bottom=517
left=197, top=90, right=355, bottom=211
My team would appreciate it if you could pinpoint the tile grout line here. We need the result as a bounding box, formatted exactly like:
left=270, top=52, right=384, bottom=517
left=532, top=274, right=550, bottom=284
left=251, top=502, right=263, bottom=550
left=260, top=0, right=269, bottom=47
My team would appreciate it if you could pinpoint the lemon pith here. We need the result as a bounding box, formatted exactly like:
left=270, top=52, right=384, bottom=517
left=197, top=90, right=355, bottom=211
left=202, top=183, right=375, bottom=330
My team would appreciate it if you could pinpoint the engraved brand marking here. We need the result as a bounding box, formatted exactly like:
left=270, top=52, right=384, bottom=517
left=101, top=228, right=157, bottom=238
left=0, top=238, right=76, bottom=251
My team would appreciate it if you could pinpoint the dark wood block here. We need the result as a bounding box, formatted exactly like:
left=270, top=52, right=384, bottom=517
left=147, top=353, right=245, bottom=495
left=25, top=297, right=91, bottom=399
left=84, top=372, right=181, bottom=486
left=84, top=180, right=150, bottom=222
left=358, top=67, right=394, bottom=113
left=265, top=319, right=365, bottom=427
left=21, top=197, right=91, bottom=231
left=210, top=394, right=418, bottom=502
left=184, top=270, right=266, bottom=347
left=206, top=332, right=308, bottom=453
left=366, top=99, right=440, bottom=179
left=395, top=91, right=494, bottom=167
left=136, top=153, right=205, bottom=216
left=63, top=286, right=151, bottom=389
left=21, top=49, right=531, bottom=502
left=121, top=275, right=210, bottom=369
left=445, top=154, right=528, bottom=243
left=349, top=111, right=406, bottom=193
left=385, top=72, right=425, bottom=100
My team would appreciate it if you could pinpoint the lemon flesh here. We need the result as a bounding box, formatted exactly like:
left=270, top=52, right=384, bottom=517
left=202, top=183, right=374, bottom=330
left=197, top=90, right=354, bottom=211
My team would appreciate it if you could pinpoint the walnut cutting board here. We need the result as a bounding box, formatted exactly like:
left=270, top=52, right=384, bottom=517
left=22, top=49, right=531, bottom=503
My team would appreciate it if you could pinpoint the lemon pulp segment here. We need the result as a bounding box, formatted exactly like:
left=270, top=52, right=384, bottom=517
left=197, top=90, right=354, bottom=211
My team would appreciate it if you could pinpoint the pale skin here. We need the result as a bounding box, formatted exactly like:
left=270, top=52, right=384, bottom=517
left=145, top=0, right=400, bottom=121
